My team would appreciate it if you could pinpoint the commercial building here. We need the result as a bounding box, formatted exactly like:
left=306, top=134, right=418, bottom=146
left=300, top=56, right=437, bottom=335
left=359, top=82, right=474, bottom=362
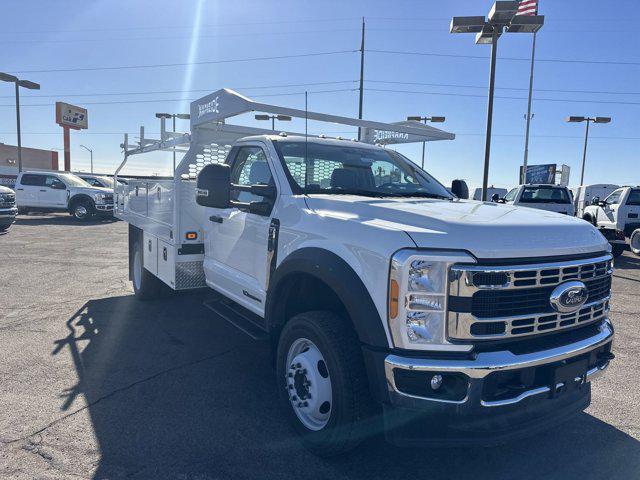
left=0, top=143, right=59, bottom=186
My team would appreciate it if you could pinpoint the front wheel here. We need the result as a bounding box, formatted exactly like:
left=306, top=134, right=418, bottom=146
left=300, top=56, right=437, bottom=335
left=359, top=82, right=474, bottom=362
left=630, top=229, right=640, bottom=255
left=612, top=243, right=626, bottom=258
left=276, top=311, right=374, bottom=457
left=71, top=199, right=95, bottom=221
left=0, top=224, right=10, bottom=232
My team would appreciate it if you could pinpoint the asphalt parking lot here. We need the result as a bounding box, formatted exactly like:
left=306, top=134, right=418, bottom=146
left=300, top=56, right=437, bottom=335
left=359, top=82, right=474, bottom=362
left=1, top=214, right=639, bottom=480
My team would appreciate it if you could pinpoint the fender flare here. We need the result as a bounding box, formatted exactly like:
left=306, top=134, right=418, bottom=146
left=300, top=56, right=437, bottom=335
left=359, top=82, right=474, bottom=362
left=265, top=247, right=390, bottom=348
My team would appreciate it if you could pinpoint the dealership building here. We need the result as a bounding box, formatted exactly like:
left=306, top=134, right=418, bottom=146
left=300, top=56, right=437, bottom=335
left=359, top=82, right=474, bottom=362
left=0, top=143, right=59, bottom=186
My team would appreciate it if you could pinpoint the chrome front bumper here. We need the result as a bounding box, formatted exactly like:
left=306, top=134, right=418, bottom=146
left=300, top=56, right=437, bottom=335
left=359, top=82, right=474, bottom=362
left=95, top=204, right=114, bottom=212
left=384, top=320, right=613, bottom=407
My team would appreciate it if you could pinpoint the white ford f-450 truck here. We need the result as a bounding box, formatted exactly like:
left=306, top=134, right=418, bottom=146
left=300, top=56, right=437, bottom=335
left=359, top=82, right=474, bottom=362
left=115, top=89, right=615, bottom=456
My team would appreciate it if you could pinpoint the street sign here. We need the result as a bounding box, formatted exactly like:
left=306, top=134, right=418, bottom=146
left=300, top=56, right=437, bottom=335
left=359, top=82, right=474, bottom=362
left=55, top=102, right=88, bottom=130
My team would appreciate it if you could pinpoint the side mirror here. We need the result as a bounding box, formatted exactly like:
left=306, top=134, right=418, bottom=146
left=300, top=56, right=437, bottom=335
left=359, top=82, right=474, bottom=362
left=196, top=163, right=231, bottom=208
left=52, top=182, right=66, bottom=190
left=491, top=193, right=500, bottom=203
left=591, top=196, right=600, bottom=206
left=248, top=201, right=272, bottom=216
left=598, top=201, right=607, bottom=207
left=451, top=179, right=469, bottom=199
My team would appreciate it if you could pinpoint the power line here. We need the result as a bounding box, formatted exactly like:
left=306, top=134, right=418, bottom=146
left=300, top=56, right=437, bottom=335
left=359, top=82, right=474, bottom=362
left=8, top=50, right=357, bottom=74
left=0, top=28, right=360, bottom=45
left=0, top=81, right=357, bottom=99
left=0, top=88, right=356, bottom=108
left=365, top=88, right=640, bottom=106
left=368, top=49, right=640, bottom=67
left=367, top=79, right=640, bottom=96
left=0, top=18, right=361, bottom=35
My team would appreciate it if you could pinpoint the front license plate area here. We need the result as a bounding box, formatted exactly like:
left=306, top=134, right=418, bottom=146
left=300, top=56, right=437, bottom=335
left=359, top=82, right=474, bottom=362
left=550, top=358, right=589, bottom=398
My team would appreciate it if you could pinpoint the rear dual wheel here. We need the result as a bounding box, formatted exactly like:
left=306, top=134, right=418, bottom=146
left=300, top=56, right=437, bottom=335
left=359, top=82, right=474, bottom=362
left=630, top=229, right=640, bottom=255
left=132, top=240, right=166, bottom=300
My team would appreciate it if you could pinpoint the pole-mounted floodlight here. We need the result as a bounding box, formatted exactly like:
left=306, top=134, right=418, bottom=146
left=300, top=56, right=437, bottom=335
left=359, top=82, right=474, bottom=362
left=451, top=1, right=543, bottom=200
left=406, top=115, right=447, bottom=168
left=255, top=114, right=292, bottom=131
left=0, top=72, right=41, bottom=173
left=79, top=144, right=94, bottom=174
left=566, top=115, right=612, bottom=185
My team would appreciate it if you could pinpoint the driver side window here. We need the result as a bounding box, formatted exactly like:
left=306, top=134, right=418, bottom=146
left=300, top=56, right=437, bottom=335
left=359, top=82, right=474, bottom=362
left=230, top=147, right=274, bottom=203
left=504, top=188, right=517, bottom=202
left=604, top=190, right=622, bottom=205
left=44, top=176, right=65, bottom=189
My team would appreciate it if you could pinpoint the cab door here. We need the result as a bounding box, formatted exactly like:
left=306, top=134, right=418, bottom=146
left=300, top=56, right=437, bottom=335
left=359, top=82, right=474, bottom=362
left=39, top=175, right=68, bottom=207
left=597, top=189, right=622, bottom=229
left=203, top=145, right=278, bottom=315
left=16, top=173, right=45, bottom=207
left=623, top=188, right=640, bottom=229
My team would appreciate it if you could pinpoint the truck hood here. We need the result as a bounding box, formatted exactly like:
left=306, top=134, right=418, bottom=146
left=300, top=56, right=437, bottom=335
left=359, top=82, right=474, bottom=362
left=0, top=185, right=14, bottom=194
left=304, top=196, right=608, bottom=259
left=71, top=186, right=112, bottom=195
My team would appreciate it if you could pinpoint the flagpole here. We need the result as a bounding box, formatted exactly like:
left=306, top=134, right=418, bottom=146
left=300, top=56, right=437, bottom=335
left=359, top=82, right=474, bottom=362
left=522, top=30, right=536, bottom=184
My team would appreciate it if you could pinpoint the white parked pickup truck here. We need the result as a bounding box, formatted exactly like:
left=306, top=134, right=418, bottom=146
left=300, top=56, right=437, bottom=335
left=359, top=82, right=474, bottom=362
left=501, top=184, right=575, bottom=215
left=583, top=186, right=640, bottom=257
left=115, top=89, right=615, bottom=455
left=15, top=171, right=114, bottom=220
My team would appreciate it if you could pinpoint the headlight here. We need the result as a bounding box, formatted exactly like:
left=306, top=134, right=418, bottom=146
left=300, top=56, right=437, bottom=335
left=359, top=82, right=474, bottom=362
left=93, top=193, right=106, bottom=203
left=388, top=249, right=476, bottom=350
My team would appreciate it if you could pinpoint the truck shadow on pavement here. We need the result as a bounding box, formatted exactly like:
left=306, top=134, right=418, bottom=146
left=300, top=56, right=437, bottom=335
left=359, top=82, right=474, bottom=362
left=53, top=294, right=640, bottom=480
left=15, top=213, right=119, bottom=227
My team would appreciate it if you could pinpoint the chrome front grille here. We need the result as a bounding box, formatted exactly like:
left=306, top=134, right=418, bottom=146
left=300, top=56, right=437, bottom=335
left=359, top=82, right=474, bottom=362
left=448, top=254, right=613, bottom=341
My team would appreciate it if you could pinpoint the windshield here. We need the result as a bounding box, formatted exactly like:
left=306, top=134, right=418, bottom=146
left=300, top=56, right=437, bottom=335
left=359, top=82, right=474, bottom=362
left=58, top=173, right=91, bottom=187
left=96, top=176, right=115, bottom=188
left=273, top=141, right=452, bottom=199
left=520, top=186, right=571, bottom=204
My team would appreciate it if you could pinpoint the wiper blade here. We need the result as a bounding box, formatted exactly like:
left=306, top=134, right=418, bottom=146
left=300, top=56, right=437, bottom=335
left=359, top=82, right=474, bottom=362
left=305, top=188, right=391, bottom=198
left=392, top=192, right=451, bottom=200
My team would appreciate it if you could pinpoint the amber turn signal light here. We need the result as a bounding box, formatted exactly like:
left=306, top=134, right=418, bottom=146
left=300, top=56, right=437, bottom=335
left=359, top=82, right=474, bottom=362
left=389, top=279, right=399, bottom=319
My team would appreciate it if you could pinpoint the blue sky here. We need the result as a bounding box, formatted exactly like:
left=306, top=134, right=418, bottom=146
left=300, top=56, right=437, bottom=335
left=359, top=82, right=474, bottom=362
left=2, top=0, right=639, bottom=191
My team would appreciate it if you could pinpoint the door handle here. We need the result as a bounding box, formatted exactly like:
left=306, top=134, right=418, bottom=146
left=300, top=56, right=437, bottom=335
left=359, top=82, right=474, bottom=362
left=40, top=189, right=47, bottom=192
left=16, top=188, right=23, bottom=191
left=209, top=215, right=224, bottom=223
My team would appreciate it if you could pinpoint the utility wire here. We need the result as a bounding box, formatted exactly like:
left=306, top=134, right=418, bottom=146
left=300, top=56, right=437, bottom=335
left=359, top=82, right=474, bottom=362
left=366, top=79, right=640, bottom=96
left=368, top=49, right=640, bottom=67
left=0, top=81, right=357, bottom=99
left=0, top=88, right=356, bottom=108
left=8, top=50, right=357, bottom=74
left=365, top=88, right=640, bottom=106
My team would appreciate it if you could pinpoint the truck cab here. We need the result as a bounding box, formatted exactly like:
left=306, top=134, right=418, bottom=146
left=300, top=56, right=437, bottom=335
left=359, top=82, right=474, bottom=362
left=502, top=184, right=575, bottom=215
left=583, top=186, right=640, bottom=236
left=115, top=88, right=615, bottom=456
left=15, top=171, right=114, bottom=220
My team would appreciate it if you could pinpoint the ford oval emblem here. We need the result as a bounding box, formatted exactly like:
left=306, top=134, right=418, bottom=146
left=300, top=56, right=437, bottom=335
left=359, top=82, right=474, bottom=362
left=550, top=281, right=588, bottom=313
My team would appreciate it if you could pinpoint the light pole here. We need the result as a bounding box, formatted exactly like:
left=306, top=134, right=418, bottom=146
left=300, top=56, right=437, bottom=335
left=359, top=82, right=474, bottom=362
left=450, top=1, right=543, bottom=201
left=255, top=114, right=292, bottom=131
left=566, top=116, right=611, bottom=186
left=79, top=145, right=93, bottom=173
left=406, top=115, right=446, bottom=169
left=0, top=73, right=41, bottom=173
left=156, top=112, right=190, bottom=173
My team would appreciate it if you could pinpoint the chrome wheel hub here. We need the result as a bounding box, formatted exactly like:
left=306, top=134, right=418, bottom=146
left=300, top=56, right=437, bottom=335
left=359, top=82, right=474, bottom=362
left=75, top=205, right=88, bottom=218
left=631, top=232, right=640, bottom=251
left=286, top=338, right=332, bottom=431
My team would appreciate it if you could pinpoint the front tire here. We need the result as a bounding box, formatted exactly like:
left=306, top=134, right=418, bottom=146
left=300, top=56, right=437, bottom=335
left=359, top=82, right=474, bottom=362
left=630, top=229, right=640, bottom=255
left=276, top=311, right=374, bottom=457
left=612, top=243, right=626, bottom=258
left=132, top=240, right=164, bottom=300
left=71, top=199, right=95, bottom=221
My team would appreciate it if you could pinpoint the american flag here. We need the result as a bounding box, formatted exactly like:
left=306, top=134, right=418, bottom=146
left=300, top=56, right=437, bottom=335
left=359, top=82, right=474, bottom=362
left=517, top=0, right=538, bottom=15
